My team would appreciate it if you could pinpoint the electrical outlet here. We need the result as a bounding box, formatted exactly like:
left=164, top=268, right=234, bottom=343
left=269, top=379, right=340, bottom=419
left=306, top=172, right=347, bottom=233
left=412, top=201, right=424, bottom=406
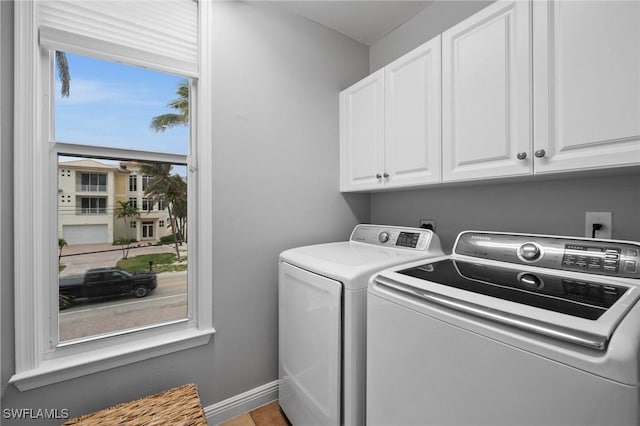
left=419, top=219, right=436, bottom=232
left=585, top=212, right=612, bottom=239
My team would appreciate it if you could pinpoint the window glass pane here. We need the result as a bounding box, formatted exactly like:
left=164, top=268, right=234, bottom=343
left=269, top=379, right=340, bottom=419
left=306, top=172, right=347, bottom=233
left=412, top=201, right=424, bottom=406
left=57, top=156, right=189, bottom=342
left=55, top=53, right=189, bottom=155
left=129, top=175, right=137, bottom=192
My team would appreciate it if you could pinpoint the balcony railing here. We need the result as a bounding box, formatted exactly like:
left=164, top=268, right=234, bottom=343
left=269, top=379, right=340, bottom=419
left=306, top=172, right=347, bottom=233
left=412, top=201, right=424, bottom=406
left=77, top=208, right=107, bottom=215
left=76, top=184, right=107, bottom=192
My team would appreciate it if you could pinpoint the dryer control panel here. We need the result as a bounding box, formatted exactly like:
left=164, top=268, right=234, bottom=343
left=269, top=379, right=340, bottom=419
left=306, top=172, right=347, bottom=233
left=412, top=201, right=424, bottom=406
left=350, top=224, right=441, bottom=252
left=454, top=231, right=640, bottom=279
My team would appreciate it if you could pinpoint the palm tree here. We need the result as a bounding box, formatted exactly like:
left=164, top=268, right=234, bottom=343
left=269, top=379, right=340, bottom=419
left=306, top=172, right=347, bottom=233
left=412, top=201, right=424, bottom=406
left=140, top=163, right=185, bottom=260
left=114, top=200, right=140, bottom=259
left=166, top=174, right=187, bottom=243
left=58, top=238, right=68, bottom=264
left=150, top=80, right=189, bottom=132
left=56, top=51, right=70, bottom=98
left=169, top=174, right=188, bottom=243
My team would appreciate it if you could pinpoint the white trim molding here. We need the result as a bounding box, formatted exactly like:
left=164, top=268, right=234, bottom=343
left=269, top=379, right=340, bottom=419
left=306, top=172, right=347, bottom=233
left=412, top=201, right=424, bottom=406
left=0, top=0, right=4, bottom=401
left=204, top=380, right=279, bottom=426
left=11, top=0, right=215, bottom=391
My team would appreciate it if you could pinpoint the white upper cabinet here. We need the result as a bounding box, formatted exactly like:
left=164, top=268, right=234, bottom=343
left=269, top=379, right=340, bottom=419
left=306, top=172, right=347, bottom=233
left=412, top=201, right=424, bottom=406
left=442, top=0, right=532, bottom=182
left=340, top=69, right=385, bottom=192
left=533, top=0, right=640, bottom=174
left=340, top=37, right=441, bottom=192
left=384, top=36, right=441, bottom=188
left=340, top=0, right=639, bottom=192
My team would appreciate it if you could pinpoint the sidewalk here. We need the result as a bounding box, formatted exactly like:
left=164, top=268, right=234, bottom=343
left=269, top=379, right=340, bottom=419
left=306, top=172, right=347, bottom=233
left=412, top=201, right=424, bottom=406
left=59, top=242, right=184, bottom=277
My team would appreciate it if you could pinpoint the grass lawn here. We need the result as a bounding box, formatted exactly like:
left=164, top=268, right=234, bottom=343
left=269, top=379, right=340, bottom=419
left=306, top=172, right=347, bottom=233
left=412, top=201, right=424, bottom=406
left=116, top=253, right=187, bottom=273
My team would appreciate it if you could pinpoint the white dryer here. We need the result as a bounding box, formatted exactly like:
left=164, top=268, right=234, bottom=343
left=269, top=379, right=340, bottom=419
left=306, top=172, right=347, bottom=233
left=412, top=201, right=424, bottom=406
left=278, top=224, right=443, bottom=426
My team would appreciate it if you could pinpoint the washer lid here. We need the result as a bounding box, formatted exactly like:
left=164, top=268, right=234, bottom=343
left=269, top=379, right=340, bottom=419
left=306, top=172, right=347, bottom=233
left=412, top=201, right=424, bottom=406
left=280, top=241, right=439, bottom=289
left=373, top=255, right=640, bottom=352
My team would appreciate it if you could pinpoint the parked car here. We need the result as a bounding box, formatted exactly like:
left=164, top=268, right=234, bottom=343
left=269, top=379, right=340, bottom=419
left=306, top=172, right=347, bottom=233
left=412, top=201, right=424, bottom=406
left=59, top=267, right=157, bottom=310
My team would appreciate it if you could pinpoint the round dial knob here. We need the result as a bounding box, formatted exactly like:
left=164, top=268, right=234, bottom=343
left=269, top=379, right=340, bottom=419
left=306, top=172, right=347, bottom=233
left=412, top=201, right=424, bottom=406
left=378, top=231, right=390, bottom=244
left=519, top=243, right=541, bottom=262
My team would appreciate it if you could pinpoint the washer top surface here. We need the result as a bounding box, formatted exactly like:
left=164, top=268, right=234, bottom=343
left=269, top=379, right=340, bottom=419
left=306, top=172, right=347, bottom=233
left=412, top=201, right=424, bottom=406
left=280, top=224, right=443, bottom=290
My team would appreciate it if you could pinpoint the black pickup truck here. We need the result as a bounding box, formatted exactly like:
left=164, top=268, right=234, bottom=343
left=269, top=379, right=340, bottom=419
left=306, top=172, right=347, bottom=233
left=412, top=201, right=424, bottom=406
left=59, top=267, right=157, bottom=309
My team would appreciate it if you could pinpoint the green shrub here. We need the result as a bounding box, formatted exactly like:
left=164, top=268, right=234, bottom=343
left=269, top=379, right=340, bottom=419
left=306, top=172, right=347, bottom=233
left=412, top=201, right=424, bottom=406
left=113, top=237, right=137, bottom=245
left=159, top=235, right=176, bottom=245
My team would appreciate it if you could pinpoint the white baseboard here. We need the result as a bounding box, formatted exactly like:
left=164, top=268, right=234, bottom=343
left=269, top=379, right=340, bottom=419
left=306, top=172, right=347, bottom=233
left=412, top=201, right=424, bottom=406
left=204, top=380, right=279, bottom=425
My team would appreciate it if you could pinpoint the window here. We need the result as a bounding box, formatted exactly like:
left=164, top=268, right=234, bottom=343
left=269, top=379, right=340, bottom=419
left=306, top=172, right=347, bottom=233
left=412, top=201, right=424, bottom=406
left=142, top=197, right=152, bottom=212
left=79, top=197, right=106, bottom=215
left=12, top=0, right=214, bottom=391
left=142, top=175, right=152, bottom=191
left=128, top=197, right=138, bottom=209
left=158, top=198, right=165, bottom=211
left=129, top=175, right=137, bottom=192
left=159, top=220, right=165, bottom=228
left=79, top=173, right=107, bottom=192
left=130, top=221, right=137, bottom=229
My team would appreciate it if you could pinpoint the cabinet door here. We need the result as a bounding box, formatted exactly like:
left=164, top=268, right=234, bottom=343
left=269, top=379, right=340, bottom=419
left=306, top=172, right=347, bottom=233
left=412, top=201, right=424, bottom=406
left=340, top=70, right=385, bottom=191
left=385, top=36, right=442, bottom=188
left=442, top=0, right=532, bottom=182
left=533, top=0, right=640, bottom=174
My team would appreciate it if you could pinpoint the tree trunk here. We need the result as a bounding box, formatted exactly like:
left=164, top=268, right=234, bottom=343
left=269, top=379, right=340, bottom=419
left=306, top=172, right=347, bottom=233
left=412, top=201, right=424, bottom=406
left=167, top=205, right=181, bottom=261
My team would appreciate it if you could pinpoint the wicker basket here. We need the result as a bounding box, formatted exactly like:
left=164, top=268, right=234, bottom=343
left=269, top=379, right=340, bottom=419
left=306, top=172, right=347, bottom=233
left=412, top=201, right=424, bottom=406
left=63, top=383, right=207, bottom=426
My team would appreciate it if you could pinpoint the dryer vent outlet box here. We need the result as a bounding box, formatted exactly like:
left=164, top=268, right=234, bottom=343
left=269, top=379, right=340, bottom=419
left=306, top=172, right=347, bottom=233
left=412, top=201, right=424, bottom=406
left=419, top=219, right=436, bottom=232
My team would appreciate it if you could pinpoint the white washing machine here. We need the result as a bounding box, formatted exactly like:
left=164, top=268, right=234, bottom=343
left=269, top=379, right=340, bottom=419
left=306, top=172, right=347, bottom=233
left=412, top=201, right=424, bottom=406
left=367, top=230, right=640, bottom=426
left=279, top=224, right=443, bottom=426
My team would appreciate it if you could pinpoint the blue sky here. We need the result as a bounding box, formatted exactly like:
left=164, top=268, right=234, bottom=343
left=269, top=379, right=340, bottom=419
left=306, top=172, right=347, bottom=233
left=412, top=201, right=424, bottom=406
left=55, top=53, right=189, bottom=156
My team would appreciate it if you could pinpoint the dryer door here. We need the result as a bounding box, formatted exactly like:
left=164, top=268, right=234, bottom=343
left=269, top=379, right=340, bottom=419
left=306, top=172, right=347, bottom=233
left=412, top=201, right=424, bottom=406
left=279, top=262, right=342, bottom=426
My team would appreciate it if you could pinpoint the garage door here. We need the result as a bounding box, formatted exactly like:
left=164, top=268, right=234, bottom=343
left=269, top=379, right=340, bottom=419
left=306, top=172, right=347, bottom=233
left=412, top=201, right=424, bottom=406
left=63, top=224, right=108, bottom=245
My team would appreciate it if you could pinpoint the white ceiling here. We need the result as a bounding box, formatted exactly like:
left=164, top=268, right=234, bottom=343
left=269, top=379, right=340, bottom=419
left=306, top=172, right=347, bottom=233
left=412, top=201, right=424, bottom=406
left=271, top=1, right=433, bottom=46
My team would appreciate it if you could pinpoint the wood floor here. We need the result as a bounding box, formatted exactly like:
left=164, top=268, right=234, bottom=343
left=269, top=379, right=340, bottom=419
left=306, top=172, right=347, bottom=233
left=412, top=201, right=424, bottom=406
left=219, top=401, right=291, bottom=426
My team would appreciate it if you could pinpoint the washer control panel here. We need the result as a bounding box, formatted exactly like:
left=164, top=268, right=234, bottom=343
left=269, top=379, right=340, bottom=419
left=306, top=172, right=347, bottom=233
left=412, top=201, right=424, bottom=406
left=455, top=231, right=640, bottom=279
left=350, top=224, right=439, bottom=251
left=562, top=244, right=622, bottom=274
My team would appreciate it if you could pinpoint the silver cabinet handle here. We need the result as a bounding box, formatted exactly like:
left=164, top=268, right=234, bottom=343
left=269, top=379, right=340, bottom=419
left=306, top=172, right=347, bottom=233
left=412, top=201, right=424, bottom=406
left=534, top=149, right=546, bottom=158
left=383, top=172, right=389, bottom=178
left=517, top=152, right=527, bottom=160
left=376, top=173, right=382, bottom=179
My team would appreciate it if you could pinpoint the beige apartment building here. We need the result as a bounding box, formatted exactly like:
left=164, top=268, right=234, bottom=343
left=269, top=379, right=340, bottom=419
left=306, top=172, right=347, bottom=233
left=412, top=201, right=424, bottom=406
left=58, top=159, right=172, bottom=245
left=116, top=161, right=172, bottom=244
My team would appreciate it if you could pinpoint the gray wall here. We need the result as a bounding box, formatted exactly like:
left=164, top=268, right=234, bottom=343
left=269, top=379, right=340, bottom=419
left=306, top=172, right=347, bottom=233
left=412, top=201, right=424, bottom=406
left=369, top=0, right=494, bottom=72
left=208, top=0, right=369, bottom=403
left=369, top=0, right=640, bottom=251
left=371, top=173, right=640, bottom=253
left=1, top=1, right=369, bottom=423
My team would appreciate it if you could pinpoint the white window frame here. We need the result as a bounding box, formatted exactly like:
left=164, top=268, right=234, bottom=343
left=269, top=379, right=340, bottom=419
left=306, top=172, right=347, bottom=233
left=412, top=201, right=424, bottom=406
left=0, top=0, right=3, bottom=400
left=11, top=0, right=214, bottom=391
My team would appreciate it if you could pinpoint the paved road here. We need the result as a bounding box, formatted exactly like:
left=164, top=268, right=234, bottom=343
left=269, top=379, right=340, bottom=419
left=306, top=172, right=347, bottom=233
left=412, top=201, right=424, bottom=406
left=59, top=271, right=187, bottom=342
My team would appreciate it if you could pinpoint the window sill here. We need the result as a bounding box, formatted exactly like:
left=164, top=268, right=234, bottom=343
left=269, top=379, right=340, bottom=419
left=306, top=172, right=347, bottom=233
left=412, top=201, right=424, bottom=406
left=9, top=326, right=215, bottom=391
